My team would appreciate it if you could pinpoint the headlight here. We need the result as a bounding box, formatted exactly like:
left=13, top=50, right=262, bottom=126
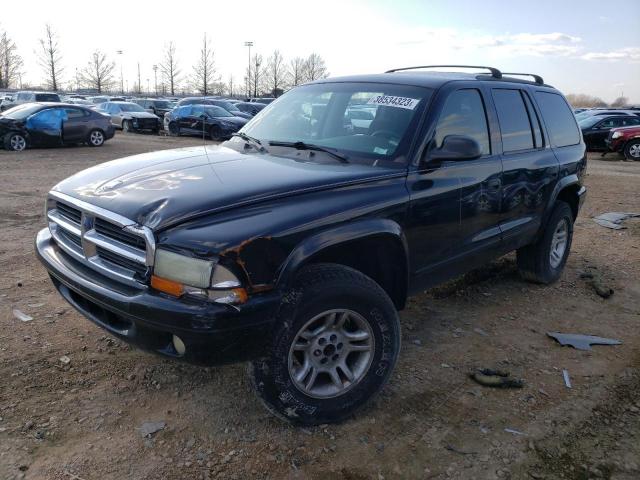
left=152, top=249, right=246, bottom=304
left=611, top=131, right=622, bottom=139
left=154, top=249, right=214, bottom=288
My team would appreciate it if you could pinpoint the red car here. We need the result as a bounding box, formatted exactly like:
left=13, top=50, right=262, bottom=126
left=606, top=126, right=640, bottom=160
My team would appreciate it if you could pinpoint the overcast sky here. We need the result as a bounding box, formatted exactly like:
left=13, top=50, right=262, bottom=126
left=4, top=0, right=639, bottom=101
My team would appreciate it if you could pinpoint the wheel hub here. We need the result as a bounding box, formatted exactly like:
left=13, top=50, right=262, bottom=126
left=288, top=309, right=374, bottom=399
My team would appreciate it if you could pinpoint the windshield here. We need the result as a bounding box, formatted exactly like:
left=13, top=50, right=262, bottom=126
left=2, top=103, right=42, bottom=120
left=118, top=103, right=145, bottom=112
left=217, top=100, right=240, bottom=112
left=204, top=106, right=233, bottom=117
left=238, top=82, right=431, bottom=166
left=35, top=93, right=60, bottom=102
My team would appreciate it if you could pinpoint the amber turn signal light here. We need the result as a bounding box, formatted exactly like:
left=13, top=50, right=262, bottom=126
left=151, top=275, right=184, bottom=297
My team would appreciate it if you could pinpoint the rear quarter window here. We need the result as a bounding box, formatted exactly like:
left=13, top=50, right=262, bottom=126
left=535, top=92, right=580, bottom=147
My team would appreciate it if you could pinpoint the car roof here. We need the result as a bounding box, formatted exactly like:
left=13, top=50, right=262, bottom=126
left=309, top=70, right=554, bottom=89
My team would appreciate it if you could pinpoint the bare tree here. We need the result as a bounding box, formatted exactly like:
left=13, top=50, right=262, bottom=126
left=565, top=93, right=608, bottom=108
left=191, top=34, right=218, bottom=96
left=80, top=50, right=115, bottom=93
left=0, top=31, right=23, bottom=89
left=264, top=50, right=289, bottom=97
left=304, top=53, right=328, bottom=82
left=227, top=74, right=235, bottom=97
left=610, top=96, right=628, bottom=108
left=245, top=53, right=264, bottom=98
left=37, top=24, right=63, bottom=91
left=290, top=57, right=306, bottom=87
left=159, top=41, right=180, bottom=96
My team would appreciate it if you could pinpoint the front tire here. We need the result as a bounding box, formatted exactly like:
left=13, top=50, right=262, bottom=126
left=87, top=129, right=105, bottom=147
left=623, top=140, right=640, bottom=161
left=517, top=201, right=574, bottom=284
left=4, top=133, right=27, bottom=151
left=209, top=125, right=221, bottom=141
left=168, top=121, right=180, bottom=136
left=122, top=120, right=133, bottom=133
left=250, top=264, right=401, bottom=426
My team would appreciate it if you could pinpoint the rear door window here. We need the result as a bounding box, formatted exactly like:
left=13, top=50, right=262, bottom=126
left=492, top=89, right=534, bottom=152
left=434, top=89, right=490, bottom=155
left=534, top=92, right=580, bottom=147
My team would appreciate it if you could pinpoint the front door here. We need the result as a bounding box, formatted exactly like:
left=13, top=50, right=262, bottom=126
left=25, top=108, right=64, bottom=147
left=407, top=87, right=502, bottom=289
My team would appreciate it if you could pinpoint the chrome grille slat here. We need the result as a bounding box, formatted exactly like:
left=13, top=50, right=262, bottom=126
left=46, top=191, right=155, bottom=288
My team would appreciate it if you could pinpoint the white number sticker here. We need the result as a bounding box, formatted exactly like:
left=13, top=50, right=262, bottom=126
left=367, top=95, right=420, bottom=110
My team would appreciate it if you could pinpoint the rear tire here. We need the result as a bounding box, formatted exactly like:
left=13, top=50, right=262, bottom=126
left=250, top=263, right=401, bottom=426
left=517, top=201, right=574, bottom=284
left=87, top=129, right=105, bottom=147
left=623, top=139, right=640, bottom=161
left=4, top=132, right=27, bottom=151
left=209, top=125, right=221, bottom=141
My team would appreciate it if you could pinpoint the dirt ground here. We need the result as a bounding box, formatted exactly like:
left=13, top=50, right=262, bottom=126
left=1, top=133, right=638, bottom=480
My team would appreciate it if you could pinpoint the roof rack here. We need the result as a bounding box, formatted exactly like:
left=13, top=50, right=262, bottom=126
left=385, top=65, right=502, bottom=79
left=502, top=72, right=544, bottom=85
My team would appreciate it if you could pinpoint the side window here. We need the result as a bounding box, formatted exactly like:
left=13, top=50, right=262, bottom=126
left=522, top=92, right=543, bottom=148
left=492, top=89, right=534, bottom=152
left=623, top=117, right=640, bottom=126
left=534, top=92, right=580, bottom=147
left=598, top=118, right=617, bottom=128
left=435, top=89, right=490, bottom=155
left=64, top=108, right=85, bottom=119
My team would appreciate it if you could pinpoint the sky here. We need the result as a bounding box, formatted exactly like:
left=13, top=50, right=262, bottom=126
left=3, top=0, right=639, bottom=102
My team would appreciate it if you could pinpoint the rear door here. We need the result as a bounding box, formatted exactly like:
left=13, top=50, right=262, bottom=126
left=62, top=107, right=89, bottom=143
left=490, top=87, right=558, bottom=246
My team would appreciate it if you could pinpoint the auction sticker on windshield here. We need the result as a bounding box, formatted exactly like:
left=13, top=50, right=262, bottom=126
left=367, top=95, right=420, bottom=110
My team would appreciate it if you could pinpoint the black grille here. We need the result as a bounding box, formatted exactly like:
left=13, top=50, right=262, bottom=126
left=59, top=228, right=82, bottom=248
left=136, top=118, right=158, bottom=129
left=56, top=202, right=82, bottom=224
left=96, top=246, right=147, bottom=276
left=95, top=218, right=146, bottom=250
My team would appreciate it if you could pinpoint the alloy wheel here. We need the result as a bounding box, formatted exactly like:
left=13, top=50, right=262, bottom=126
left=549, top=218, right=569, bottom=268
left=288, top=309, right=374, bottom=399
left=10, top=134, right=26, bottom=151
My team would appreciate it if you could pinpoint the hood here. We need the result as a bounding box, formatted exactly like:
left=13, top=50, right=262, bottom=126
left=52, top=145, right=400, bottom=231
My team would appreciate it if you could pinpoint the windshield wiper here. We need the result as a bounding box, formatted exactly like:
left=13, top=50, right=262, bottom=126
left=268, top=141, right=349, bottom=163
left=232, top=132, right=266, bottom=152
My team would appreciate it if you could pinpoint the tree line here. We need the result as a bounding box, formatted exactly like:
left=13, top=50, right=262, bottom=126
left=565, top=93, right=631, bottom=108
left=1, top=24, right=328, bottom=97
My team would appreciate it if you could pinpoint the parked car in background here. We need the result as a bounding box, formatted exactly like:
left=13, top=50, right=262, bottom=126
left=1, top=102, right=114, bottom=151
left=249, top=97, right=275, bottom=104
left=579, top=115, right=640, bottom=151
left=575, top=109, right=639, bottom=122
left=165, top=104, right=247, bottom=140
left=88, top=96, right=110, bottom=104
left=234, top=101, right=266, bottom=116
left=0, top=94, right=15, bottom=111
left=175, top=97, right=252, bottom=119
left=133, top=98, right=174, bottom=120
left=606, top=125, right=640, bottom=160
left=11, top=91, right=61, bottom=107
left=97, top=101, right=161, bottom=133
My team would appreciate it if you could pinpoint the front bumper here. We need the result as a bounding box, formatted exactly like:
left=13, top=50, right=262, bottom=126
left=605, top=137, right=624, bottom=152
left=35, top=228, right=280, bottom=365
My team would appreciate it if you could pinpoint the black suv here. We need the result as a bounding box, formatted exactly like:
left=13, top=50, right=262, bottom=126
left=36, top=66, right=586, bottom=426
left=132, top=98, right=174, bottom=120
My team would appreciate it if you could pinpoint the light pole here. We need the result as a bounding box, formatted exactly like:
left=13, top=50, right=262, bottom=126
left=244, top=41, right=253, bottom=98
left=153, top=65, right=158, bottom=96
left=253, top=58, right=261, bottom=98
left=146, top=78, right=150, bottom=95
left=116, top=50, right=124, bottom=94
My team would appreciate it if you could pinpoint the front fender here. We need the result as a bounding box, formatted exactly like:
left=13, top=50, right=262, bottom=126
left=276, top=218, right=409, bottom=288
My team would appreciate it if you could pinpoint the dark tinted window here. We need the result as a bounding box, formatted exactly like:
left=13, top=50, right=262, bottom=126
left=522, top=92, right=543, bottom=148
left=435, top=89, right=490, bottom=155
left=535, top=92, right=580, bottom=147
left=492, top=89, right=534, bottom=152
left=35, top=93, right=60, bottom=102
left=622, top=117, right=640, bottom=126
left=597, top=118, right=624, bottom=128
left=64, top=108, right=86, bottom=119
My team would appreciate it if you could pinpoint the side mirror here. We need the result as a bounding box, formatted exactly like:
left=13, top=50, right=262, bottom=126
left=426, top=135, right=482, bottom=163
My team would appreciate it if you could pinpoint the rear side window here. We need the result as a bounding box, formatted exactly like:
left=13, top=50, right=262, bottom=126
left=435, top=89, right=490, bottom=155
left=64, top=108, right=87, bottom=119
left=492, top=89, right=534, bottom=152
left=622, top=117, right=640, bottom=126
left=535, top=92, right=580, bottom=147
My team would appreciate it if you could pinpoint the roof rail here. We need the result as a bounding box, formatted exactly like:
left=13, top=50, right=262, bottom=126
left=502, top=72, right=544, bottom=85
left=385, top=65, right=502, bottom=79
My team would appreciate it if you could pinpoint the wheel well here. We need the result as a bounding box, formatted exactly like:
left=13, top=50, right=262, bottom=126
left=557, top=184, right=581, bottom=220
left=303, top=235, right=408, bottom=310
